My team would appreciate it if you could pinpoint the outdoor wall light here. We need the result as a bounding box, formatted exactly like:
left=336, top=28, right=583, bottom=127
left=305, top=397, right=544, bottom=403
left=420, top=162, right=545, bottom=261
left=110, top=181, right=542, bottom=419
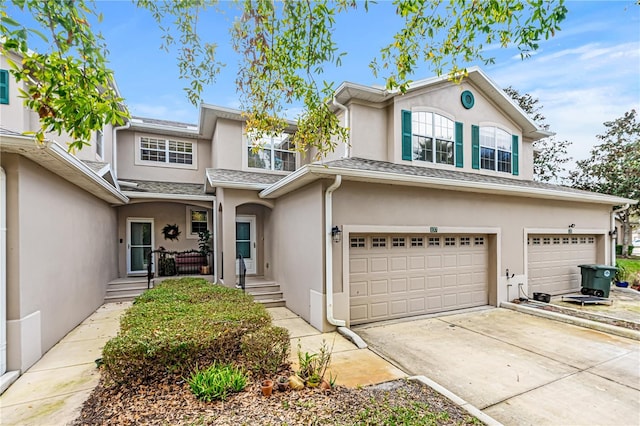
left=331, top=226, right=342, bottom=243
left=609, top=228, right=617, bottom=237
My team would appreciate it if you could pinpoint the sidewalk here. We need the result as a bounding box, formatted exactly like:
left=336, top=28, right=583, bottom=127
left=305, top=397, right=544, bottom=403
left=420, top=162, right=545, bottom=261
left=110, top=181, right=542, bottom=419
left=0, top=303, right=405, bottom=425
left=0, top=302, right=131, bottom=426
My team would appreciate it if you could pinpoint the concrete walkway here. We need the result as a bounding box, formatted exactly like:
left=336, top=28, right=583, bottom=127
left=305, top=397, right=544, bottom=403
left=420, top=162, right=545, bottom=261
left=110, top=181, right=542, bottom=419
left=0, top=302, right=131, bottom=426
left=0, top=303, right=406, bottom=425
left=356, top=308, right=640, bottom=426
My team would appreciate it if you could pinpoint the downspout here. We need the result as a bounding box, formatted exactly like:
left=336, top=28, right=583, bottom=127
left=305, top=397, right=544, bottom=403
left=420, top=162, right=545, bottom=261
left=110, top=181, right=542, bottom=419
left=213, top=198, right=218, bottom=284
left=1, top=167, right=6, bottom=375
left=325, top=175, right=345, bottom=327
left=611, top=204, right=630, bottom=266
left=332, top=97, right=350, bottom=158
left=112, top=122, right=130, bottom=180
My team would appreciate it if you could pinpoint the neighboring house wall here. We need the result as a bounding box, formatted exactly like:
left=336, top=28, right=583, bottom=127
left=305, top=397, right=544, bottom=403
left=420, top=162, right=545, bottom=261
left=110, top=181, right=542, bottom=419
left=116, top=130, right=210, bottom=184
left=329, top=180, right=610, bottom=324
left=271, top=182, right=325, bottom=326
left=1, top=154, right=118, bottom=372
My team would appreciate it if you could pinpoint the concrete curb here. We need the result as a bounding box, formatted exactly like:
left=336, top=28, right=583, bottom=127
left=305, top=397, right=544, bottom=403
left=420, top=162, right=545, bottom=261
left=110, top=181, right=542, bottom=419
left=409, top=376, right=503, bottom=426
left=501, top=302, right=640, bottom=341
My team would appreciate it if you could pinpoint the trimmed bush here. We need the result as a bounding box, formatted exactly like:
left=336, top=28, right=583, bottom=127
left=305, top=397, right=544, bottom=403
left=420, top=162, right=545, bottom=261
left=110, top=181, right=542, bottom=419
left=240, top=325, right=290, bottom=377
left=616, top=245, right=634, bottom=256
left=102, top=278, right=270, bottom=384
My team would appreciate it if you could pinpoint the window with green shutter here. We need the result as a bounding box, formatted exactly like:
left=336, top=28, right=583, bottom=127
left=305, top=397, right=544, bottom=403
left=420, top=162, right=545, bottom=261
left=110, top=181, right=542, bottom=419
left=471, top=125, right=480, bottom=169
left=401, top=110, right=412, bottom=161
left=512, top=135, right=519, bottom=176
left=455, top=122, right=463, bottom=168
left=0, top=69, right=9, bottom=105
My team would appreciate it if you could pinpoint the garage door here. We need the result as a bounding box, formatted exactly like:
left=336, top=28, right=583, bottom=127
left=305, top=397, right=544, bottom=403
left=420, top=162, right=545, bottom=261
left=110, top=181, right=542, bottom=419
left=349, top=234, right=489, bottom=325
left=527, top=235, right=597, bottom=295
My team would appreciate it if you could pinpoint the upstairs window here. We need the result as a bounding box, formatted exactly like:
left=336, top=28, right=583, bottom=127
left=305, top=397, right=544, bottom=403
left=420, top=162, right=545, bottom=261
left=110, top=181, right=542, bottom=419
left=138, top=136, right=195, bottom=168
left=248, top=133, right=295, bottom=172
left=412, top=111, right=455, bottom=165
left=480, top=127, right=511, bottom=173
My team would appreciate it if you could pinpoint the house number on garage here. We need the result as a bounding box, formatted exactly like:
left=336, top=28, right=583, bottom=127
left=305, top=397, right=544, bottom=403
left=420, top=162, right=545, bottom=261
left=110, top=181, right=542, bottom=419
left=430, top=227, right=438, bottom=233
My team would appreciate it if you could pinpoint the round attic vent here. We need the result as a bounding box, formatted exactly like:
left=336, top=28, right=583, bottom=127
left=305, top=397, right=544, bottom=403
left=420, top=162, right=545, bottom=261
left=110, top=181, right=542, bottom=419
left=461, top=90, right=475, bottom=109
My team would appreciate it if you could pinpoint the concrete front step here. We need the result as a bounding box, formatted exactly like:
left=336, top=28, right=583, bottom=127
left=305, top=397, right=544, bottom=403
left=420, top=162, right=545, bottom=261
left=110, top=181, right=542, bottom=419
left=250, top=290, right=284, bottom=301
left=257, top=299, right=286, bottom=308
left=244, top=283, right=280, bottom=293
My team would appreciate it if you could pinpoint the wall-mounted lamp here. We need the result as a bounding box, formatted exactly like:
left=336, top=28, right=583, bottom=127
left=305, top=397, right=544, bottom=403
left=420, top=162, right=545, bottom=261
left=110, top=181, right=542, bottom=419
left=609, top=228, right=617, bottom=237
left=331, top=226, right=342, bottom=243
left=568, top=223, right=575, bottom=234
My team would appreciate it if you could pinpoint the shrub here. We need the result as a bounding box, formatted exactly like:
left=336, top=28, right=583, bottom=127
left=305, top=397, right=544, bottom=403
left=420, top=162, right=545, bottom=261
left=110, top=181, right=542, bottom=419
left=102, top=278, right=270, bottom=384
left=240, top=325, right=290, bottom=377
left=616, top=245, right=634, bottom=256
left=187, top=363, right=248, bottom=402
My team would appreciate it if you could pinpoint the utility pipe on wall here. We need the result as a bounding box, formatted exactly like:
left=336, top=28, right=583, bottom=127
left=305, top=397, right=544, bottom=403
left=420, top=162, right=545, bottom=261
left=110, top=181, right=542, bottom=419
left=325, top=175, right=345, bottom=327
left=1, top=167, right=6, bottom=375
left=611, top=204, right=630, bottom=266
left=332, top=97, right=350, bottom=158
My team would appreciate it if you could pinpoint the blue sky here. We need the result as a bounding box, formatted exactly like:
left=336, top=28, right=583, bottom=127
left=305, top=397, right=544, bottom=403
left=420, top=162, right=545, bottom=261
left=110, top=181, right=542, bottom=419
left=10, top=1, right=640, bottom=162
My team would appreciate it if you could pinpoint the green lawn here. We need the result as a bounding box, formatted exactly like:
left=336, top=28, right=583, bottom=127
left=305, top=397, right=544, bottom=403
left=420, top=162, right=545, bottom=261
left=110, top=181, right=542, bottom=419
left=617, top=257, right=640, bottom=282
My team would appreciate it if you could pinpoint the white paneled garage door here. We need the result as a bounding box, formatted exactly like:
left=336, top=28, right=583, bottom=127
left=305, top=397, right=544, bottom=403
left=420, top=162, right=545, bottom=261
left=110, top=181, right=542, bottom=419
left=349, top=234, right=489, bottom=325
left=527, top=234, right=597, bottom=295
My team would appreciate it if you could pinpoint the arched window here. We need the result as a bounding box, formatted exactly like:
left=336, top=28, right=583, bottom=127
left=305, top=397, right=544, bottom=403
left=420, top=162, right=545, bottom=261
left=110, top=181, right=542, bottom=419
left=412, top=112, right=455, bottom=165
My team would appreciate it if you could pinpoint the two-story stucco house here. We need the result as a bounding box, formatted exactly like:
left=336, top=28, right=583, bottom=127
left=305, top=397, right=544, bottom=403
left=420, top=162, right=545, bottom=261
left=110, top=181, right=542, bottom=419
left=1, top=58, right=635, bottom=391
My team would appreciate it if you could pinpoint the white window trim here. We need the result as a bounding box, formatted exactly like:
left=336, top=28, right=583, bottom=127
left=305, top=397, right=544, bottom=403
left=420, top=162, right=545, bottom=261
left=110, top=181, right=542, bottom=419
left=186, top=206, right=209, bottom=239
left=135, top=133, right=198, bottom=170
left=244, top=132, right=297, bottom=173
left=479, top=125, right=512, bottom=173
left=411, top=109, right=456, bottom=166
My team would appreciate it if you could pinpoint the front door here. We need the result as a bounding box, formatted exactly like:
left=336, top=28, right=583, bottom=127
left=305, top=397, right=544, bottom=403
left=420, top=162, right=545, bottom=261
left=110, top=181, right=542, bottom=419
left=127, top=218, right=154, bottom=275
left=236, top=215, right=256, bottom=275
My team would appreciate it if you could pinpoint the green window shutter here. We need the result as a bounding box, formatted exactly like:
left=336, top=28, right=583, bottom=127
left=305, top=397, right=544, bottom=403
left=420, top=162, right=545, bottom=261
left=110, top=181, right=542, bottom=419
left=512, top=134, right=519, bottom=176
left=455, top=121, right=464, bottom=168
left=471, top=125, right=480, bottom=169
left=401, top=110, right=412, bottom=161
left=0, top=70, right=8, bottom=105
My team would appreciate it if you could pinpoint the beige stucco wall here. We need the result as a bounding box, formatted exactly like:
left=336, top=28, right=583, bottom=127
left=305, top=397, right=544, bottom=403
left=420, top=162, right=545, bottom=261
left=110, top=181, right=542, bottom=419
left=116, top=201, right=213, bottom=277
left=116, top=129, right=209, bottom=183
left=349, top=103, right=388, bottom=161
left=216, top=188, right=274, bottom=284
left=328, top=180, right=611, bottom=324
left=271, top=182, right=325, bottom=323
left=1, top=154, right=118, bottom=372
left=212, top=118, right=244, bottom=170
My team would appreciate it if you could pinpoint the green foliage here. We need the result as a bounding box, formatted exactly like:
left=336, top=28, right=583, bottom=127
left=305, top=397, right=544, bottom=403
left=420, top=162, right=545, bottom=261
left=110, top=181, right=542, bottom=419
left=503, top=86, right=572, bottom=183
left=617, top=258, right=640, bottom=282
left=240, top=325, right=290, bottom=377
left=296, top=340, right=332, bottom=384
left=355, top=399, right=452, bottom=425
left=616, top=245, right=635, bottom=257
left=187, top=363, right=248, bottom=402
left=197, top=230, right=212, bottom=257
left=101, top=278, right=270, bottom=384
left=0, top=0, right=127, bottom=151
left=569, top=110, right=640, bottom=254
left=3, top=0, right=568, bottom=157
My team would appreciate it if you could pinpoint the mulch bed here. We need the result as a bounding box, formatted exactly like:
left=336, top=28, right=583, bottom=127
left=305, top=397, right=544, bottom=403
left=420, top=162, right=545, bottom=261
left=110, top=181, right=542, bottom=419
left=74, top=374, right=480, bottom=425
left=535, top=303, right=640, bottom=332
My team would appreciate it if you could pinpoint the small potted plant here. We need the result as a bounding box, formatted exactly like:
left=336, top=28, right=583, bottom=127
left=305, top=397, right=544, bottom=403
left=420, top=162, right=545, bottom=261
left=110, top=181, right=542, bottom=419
left=276, top=375, right=289, bottom=392
left=261, top=379, right=274, bottom=397
left=198, top=230, right=212, bottom=274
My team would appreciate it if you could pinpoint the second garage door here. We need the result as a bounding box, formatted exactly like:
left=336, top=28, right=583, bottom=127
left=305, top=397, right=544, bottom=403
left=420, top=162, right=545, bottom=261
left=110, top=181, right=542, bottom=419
left=528, top=234, right=597, bottom=296
left=349, top=234, right=489, bottom=325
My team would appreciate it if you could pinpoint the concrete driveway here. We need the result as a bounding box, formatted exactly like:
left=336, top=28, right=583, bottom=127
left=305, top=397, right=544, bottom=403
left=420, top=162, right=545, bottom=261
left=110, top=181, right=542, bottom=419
left=356, top=308, right=640, bottom=426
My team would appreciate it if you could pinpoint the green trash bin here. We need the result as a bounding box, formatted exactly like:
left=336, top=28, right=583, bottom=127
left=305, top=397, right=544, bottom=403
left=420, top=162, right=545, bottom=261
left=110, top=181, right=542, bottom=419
left=577, top=264, right=617, bottom=298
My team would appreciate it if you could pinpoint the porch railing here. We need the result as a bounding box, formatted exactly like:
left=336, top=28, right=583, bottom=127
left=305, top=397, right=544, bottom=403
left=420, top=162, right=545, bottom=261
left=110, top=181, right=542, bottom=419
left=237, top=253, right=246, bottom=292
left=147, top=249, right=213, bottom=289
